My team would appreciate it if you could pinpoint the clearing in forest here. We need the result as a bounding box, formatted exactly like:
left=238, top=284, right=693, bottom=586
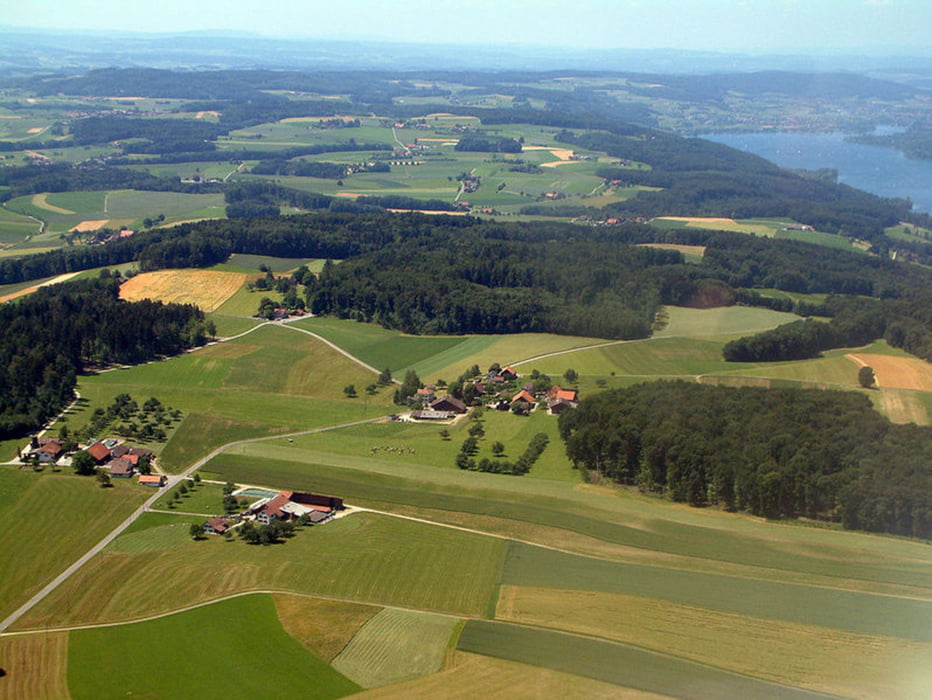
left=846, top=353, right=932, bottom=392
left=119, top=269, right=249, bottom=312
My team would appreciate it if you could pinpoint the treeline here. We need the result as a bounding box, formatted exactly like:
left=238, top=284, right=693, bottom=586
left=0, top=278, right=213, bottom=438
left=0, top=162, right=223, bottom=203
left=69, top=115, right=222, bottom=153
left=559, top=382, right=931, bottom=538
left=454, top=136, right=522, bottom=153
left=724, top=293, right=932, bottom=362
left=250, top=159, right=389, bottom=178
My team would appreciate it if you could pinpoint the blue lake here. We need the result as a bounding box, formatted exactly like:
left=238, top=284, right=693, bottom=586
left=702, top=132, right=932, bottom=214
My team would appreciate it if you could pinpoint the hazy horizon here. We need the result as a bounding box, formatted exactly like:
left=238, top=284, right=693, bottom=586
left=4, top=0, right=930, bottom=55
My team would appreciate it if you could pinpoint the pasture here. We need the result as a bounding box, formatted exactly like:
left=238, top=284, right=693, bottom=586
left=14, top=513, right=505, bottom=629
left=202, top=451, right=932, bottom=593
left=68, top=594, right=360, bottom=700
left=119, top=269, right=249, bottom=312
left=4, top=189, right=225, bottom=236
left=0, top=469, right=149, bottom=622
left=332, top=609, right=460, bottom=687
left=70, top=324, right=393, bottom=471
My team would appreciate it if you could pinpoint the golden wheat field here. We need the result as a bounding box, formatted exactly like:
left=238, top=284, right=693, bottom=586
left=119, top=269, right=249, bottom=312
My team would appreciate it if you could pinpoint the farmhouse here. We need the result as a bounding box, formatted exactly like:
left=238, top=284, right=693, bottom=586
left=85, top=441, right=112, bottom=464
left=511, top=389, right=536, bottom=406
left=250, top=490, right=344, bottom=524
left=548, top=398, right=576, bottom=415
left=27, top=438, right=64, bottom=464
left=204, top=516, right=231, bottom=535
left=108, top=457, right=134, bottom=478
left=546, top=386, right=579, bottom=403
left=429, top=395, right=468, bottom=414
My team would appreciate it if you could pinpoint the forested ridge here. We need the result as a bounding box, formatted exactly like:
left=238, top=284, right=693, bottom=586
left=1, top=211, right=929, bottom=355
left=0, top=278, right=213, bottom=438
left=559, top=382, right=932, bottom=538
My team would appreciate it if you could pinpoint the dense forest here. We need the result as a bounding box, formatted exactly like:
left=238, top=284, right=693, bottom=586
left=559, top=382, right=931, bottom=538
left=0, top=278, right=213, bottom=438
left=1, top=210, right=929, bottom=355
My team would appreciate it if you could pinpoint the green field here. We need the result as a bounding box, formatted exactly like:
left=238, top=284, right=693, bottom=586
left=214, top=254, right=329, bottom=273
left=67, top=324, right=393, bottom=471
left=501, top=542, right=932, bottom=642
left=332, top=608, right=460, bottom=687
left=68, top=594, right=360, bottom=700
left=202, top=451, right=932, bottom=593
left=458, top=621, right=832, bottom=700
left=16, top=513, right=505, bottom=629
left=0, top=469, right=149, bottom=621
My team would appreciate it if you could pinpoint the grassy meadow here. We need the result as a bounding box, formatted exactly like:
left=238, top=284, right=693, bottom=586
left=68, top=594, right=360, bottom=700
left=0, top=469, right=150, bottom=622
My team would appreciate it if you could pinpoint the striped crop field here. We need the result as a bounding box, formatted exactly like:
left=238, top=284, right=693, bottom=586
left=13, top=513, right=505, bottom=630
left=458, top=620, right=833, bottom=700
left=332, top=608, right=460, bottom=687
left=494, top=585, right=932, bottom=698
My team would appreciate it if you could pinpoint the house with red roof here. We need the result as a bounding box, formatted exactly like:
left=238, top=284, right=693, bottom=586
left=511, top=389, right=536, bottom=406
left=86, top=441, right=112, bottom=465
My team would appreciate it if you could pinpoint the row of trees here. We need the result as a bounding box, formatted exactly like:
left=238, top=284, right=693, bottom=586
left=559, top=381, right=931, bottom=538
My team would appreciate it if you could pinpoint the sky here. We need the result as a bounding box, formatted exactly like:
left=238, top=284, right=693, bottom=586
left=5, top=0, right=930, bottom=53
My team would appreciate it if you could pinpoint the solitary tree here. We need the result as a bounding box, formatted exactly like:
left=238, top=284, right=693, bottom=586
left=858, top=366, right=876, bottom=388
left=189, top=522, right=205, bottom=540
left=71, top=450, right=97, bottom=476
left=439, top=429, right=450, bottom=441
left=378, top=368, right=393, bottom=385
left=563, top=368, right=579, bottom=384
left=491, top=441, right=505, bottom=456
left=343, top=384, right=357, bottom=398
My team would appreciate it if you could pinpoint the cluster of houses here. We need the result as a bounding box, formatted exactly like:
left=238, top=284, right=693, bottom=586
left=407, top=365, right=579, bottom=421
left=22, top=436, right=165, bottom=486
left=202, top=489, right=344, bottom=536
left=85, top=439, right=161, bottom=485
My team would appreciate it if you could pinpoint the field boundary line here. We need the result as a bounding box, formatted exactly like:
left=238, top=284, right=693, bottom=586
left=278, top=321, right=400, bottom=382
left=348, top=508, right=932, bottom=603
left=1, top=589, right=466, bottom=637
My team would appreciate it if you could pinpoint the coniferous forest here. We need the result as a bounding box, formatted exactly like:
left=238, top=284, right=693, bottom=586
left=0, top=278, right=213, bottom=438
left=559, top=382, right=931, bottom=538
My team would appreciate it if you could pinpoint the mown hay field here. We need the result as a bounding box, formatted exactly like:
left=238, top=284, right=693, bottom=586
left=0, top=470, right=149, bottom=622
left=495, top=585, right=932, bottom=698
left=67, top=594, right=360, bottom=700
left=353, top=651, right=653, bottom=700
left=204, top=452, right=932, bottom=594
left=457, top=620, right=826, bottom=700
left=332, top=608, right=460, bottom=687
left=501, top=542, right=932, bottom=642
left=15, top=513, right=505, bottom=630
left=274, top=594, right=380, bottom=662
left=0, top=632, right=70, bottom=700
left=847, top=352, right=932, bottom=392
left=119, top=269, right=249, bottom=312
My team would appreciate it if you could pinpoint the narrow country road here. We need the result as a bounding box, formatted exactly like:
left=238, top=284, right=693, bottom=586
left=0, top=415, right=387, bottom=634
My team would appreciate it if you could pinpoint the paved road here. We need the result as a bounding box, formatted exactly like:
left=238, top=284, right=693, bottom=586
left=0, top=415, right=386, bottom=634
